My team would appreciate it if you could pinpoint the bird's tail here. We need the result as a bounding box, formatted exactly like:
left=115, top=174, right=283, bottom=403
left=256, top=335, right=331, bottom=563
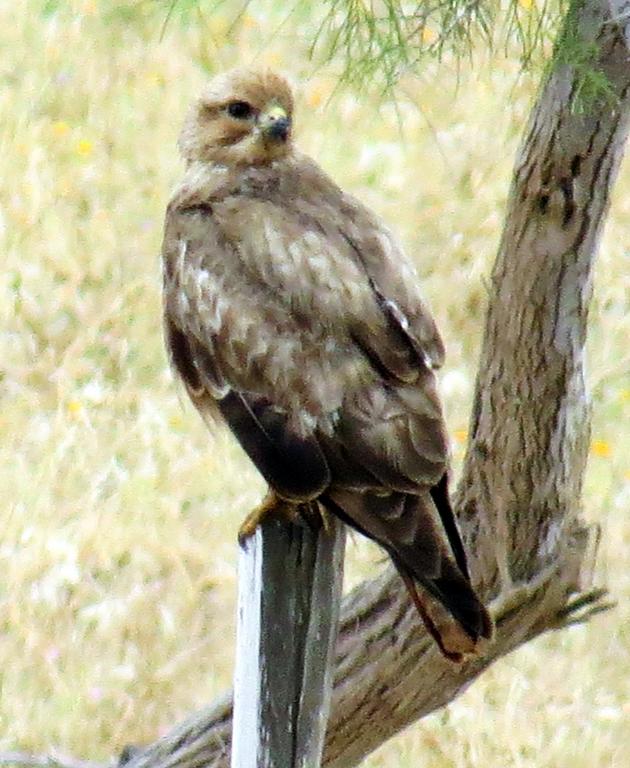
left=393, top=556, right=493, bottom=663
left=325, top=483, right=493, bottom=663
left=391, top=484, right=495, bottom=661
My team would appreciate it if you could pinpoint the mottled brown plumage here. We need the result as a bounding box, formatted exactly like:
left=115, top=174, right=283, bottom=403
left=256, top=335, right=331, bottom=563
left=162, top=68, right=493, bottom=661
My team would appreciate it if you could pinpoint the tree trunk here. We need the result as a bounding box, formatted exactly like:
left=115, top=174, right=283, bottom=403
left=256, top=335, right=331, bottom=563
left=122, top=1, right=630, bottom=766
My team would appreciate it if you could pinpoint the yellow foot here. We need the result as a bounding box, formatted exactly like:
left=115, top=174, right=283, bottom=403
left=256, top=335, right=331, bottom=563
left=237, top=490, right=299, bottom=546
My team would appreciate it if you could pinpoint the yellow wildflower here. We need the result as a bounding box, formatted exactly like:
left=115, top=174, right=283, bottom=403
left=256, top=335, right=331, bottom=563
left=422, top=27, right=437, bottom=45
left=76, top=139, right=93, bottom=157
left=67, top=400, right=84, bottom=417
left=51, top=121, right=70, bottom=138
left=590, top=440, right=611, bottom=458
left=306, top=82, right=328, bottom=110
left=242, top=13, right=257, bottom=29
left=453, top=429, right=468, bottom=444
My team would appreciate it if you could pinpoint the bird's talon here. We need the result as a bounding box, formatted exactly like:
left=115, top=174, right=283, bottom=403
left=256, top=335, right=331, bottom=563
left=237, top=490, right=278, bottom=545
left=237, top=491, right=302, bottom=544
left=237, top=523, right=256, bottom=548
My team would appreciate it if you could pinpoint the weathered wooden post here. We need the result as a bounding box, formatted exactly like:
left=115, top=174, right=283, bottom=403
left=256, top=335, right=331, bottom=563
left=231, top=515, right=345, bottom=768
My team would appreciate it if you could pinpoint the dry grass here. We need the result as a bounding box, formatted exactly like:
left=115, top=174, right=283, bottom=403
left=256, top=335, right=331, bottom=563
left=0, top=1, right=628, bottom=766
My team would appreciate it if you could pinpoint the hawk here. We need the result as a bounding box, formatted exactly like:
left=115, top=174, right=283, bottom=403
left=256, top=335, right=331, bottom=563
left=162, top=68, right=493, bottom=661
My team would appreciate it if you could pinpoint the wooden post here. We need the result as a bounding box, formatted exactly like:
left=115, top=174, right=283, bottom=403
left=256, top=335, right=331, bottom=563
left=231, top=516, right=345, bottom=768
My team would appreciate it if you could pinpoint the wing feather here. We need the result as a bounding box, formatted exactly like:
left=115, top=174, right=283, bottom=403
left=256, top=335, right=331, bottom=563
left=330, top=383, right=447, bottom=491
left=163, top=201, right=331, bottom=501
left=217, top=391, right=330, bottom=500
left=337, top=192, right=446, bottom=372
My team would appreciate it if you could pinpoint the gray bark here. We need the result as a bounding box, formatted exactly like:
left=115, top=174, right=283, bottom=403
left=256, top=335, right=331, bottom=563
left=120, top=1, right=630, bottom=766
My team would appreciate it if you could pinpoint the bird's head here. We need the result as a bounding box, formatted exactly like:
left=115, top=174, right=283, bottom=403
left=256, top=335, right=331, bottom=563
left=178, top=68, right=294, bottom=167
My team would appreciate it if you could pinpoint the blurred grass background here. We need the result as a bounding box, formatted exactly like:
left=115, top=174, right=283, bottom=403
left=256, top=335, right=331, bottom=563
left=0, top=1, right=628, bottom=765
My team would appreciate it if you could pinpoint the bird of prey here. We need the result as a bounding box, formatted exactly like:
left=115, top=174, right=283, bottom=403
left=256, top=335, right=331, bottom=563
left=161, top=68, right=493, bottom=661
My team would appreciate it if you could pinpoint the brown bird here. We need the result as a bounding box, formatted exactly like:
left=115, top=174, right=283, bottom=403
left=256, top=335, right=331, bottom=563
left=161, top=68, right=493, bottom=662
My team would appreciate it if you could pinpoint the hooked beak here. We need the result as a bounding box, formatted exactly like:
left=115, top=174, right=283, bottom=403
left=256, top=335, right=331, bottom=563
left=260, top=104, right=291, bottom=143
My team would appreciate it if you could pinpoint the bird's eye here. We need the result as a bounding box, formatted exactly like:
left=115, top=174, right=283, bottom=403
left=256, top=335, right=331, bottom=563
left=227, top=101, right=253, bottom=120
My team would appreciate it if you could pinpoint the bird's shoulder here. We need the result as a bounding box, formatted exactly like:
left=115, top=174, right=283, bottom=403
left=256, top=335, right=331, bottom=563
left=166, top=152, right=357, bottom=215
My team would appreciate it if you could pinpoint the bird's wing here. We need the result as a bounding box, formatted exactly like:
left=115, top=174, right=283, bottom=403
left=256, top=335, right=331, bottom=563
left=335, top=187, right=446, bottom=372
left=235, top=155, right=446, bottom=384
left=162, top=199, right=331, bottom=501
left=163, top=165, right=450, bottom=488
left=322, top=376, right=449, bottom=492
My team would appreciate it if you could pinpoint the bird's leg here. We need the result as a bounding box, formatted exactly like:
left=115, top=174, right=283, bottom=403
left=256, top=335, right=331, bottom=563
left=237, top=489, right=299, bottom=546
